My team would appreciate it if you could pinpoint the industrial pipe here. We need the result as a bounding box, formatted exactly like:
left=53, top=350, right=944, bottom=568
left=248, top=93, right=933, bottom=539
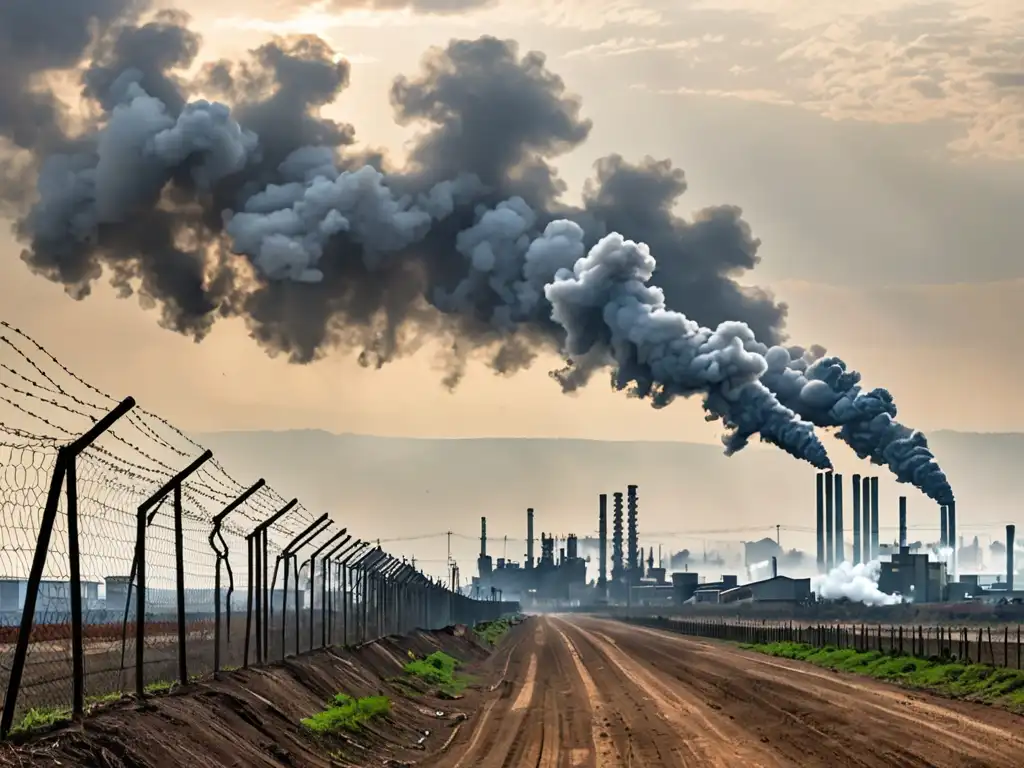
left=1007, top=524, right=1015, bottom=592
left=824, top=471, right=834, bottom=571
left=898, top=496, right=907, bottom=550
left=861, top=475, right=872, bottom=561
left=834, top=473, right=844, bottom=565
left=851, top=473, right=861, bottom=565
left=815, top=473, right=825, bottom=570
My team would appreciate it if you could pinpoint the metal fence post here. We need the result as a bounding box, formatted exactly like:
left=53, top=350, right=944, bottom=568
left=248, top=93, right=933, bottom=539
left=274, top=514, right=328, bottom=660
left=135, top=450, right=213, bottom=695
left=209, top=480, right=265, bottom=677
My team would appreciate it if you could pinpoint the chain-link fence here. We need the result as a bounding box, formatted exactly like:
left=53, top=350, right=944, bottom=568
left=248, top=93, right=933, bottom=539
left=624, top=616, right=1024, bottom=669
left=0, top=321, right=518, bottom=737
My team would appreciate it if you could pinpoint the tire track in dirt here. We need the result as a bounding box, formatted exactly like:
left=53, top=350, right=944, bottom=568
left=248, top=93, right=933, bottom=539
left=557, top=617, right=781, bottom=767
left=553, top=624, right=623, bottom=768
left=583, top=616, right=1024, bottom=767
left=552, top=617, right=702, bottom=767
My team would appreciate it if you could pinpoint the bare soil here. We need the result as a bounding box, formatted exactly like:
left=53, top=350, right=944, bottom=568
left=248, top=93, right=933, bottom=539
left=0, top=625, right=506, bottom=768
left=6, top=615, right=1024, bottom=767
left=427, top=615, right=1024, bottom=767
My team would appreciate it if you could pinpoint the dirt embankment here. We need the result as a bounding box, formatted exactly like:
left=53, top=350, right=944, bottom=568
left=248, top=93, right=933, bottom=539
left=0, top=622, right=525, bottom=768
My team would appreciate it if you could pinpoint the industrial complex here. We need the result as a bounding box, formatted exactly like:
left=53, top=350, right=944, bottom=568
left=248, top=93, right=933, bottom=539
left=471, top=473, right=1021, bottom=609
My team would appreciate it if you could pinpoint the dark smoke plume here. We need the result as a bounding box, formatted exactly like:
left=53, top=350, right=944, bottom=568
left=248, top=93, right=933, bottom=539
left=1, top=5, right=953, bottom=492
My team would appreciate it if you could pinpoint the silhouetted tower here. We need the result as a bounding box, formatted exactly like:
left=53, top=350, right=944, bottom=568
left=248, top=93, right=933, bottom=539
left=646, top=546, right=654, bottom=576
left=611, top=492, right=624, bottom=588
left=626, top=484, right=639, bottom=582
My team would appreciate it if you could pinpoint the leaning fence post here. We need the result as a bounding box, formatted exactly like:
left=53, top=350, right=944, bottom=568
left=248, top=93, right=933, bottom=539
left=66, top=456, right=85, bottom=719
left=209, top=480, right=265, bottom=677
left=1, top=396, right=136, bottom=737
left=0, top=450, right=68, bottom=737
left=135, top=449, right=212, bottom=695
left=249, top=499, right=298, bottom=664
left=307, top=527, right=346, bottom=651
left=322, top=535, right=354, bottom=646
left=274, top=514, right=330, bottom=658
left=173, top=485, right=188, bottom=686
left=244, top=535, right=254, bottom=668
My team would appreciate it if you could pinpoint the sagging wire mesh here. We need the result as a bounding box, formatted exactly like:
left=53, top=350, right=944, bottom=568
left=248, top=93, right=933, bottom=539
left=0, top=321, right=319, bottom=719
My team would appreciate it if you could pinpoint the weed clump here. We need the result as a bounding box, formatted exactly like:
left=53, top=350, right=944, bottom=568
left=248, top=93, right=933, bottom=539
left=301, top=694, right=391, bottom=735
left=403, top=651, right=470, bottom=696
left=743, top=641, right=1024, bottom=712
left=474, top=618, right=512, bottom=646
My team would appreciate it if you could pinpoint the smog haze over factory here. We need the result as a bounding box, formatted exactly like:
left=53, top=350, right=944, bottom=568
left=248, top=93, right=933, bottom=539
left=2, top=0, right=1023, bottom=574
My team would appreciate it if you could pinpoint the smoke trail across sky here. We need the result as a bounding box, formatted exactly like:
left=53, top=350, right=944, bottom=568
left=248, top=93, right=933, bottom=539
left=0, top=1, right=954, bottom=489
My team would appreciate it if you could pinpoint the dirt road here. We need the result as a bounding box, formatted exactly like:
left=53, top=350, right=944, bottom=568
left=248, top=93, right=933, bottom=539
left=428, top=615, right=1024, bottom=767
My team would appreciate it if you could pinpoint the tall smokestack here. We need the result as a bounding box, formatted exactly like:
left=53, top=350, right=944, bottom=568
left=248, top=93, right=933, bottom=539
left=825, top=471, right=834, bottom=571
left=898, top=496, right=907, bottom=550
left=626, top=484, right=639, bottom=582
left=1006, top=524, right=1015, bottom=591
left=611, top=492, right=624, bottom=588
left=480, top=516, right=487, bottom=556
left=940, top=505, right=948, bottom=549
left=815, top=472, right=825, bottom=570
left=598, top=494, right=608, bottom=590
left=852, top=473, right=862, bottom=565
left=947, top=499, right=956, bottom=577
left=861, top=475, right=872, bottom=561
left=834, top=473, right=844, bottom=565
left=870, top=476, right=880, bottom=560
left=771, top=556, right=778, bottom=579
left=526, top=508, right=534, bottom=569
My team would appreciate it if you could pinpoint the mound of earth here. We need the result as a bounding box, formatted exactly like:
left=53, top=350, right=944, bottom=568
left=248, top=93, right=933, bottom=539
left=0, top=621, right=526, bottom=767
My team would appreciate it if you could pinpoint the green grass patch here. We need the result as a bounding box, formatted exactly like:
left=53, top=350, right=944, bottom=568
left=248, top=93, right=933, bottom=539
left=144, top=679, right=175, bottom=695
left=9, top=692, right=129, bottom=737
left=474, top=618, right=512, bottom=646
left=743, top=641, right=1024, bottom=712
left=403, top=651, right=471, bottom=696
left=301, top=694, right=391, bottom=735
left=9, top=706, right=71, bottom=736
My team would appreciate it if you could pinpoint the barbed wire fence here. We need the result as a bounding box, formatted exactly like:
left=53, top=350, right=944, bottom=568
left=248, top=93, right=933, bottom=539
left=0, top=321, right=518, bottom=737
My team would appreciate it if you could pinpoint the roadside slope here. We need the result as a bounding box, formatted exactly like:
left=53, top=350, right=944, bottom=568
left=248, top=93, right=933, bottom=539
left=0, top=624, right=524, bottom=768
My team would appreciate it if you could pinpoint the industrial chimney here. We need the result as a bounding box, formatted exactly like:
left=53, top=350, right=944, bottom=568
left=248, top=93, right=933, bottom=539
left=611, top=492, right=624, bottom=590
left=1007, top=524, right=1015, bottom=592
left=771, top=556, right=778, bottom=579
left=851, top=473, right=862, bottom=565
left=898, top=496, right=907, bottom=552
left=478, top=516, right=493, bottom=579
left=861, top=475, right=872, bottom=561
left=870, top=476, right=880, bottom=560
left=834, top=473, right=844, bottom=565
left=940, top=505, right=948, bottom=549
left=947, top=499, right=957, bottom=577
left=526, top=508, right=535, bottom=569
left=816, top=473, right=825, bottom=569
left=627, top=485, right=639, bottom=582
left=598, top=494, right=608, bottom=590
left=825, top=471, right=834, bottom=571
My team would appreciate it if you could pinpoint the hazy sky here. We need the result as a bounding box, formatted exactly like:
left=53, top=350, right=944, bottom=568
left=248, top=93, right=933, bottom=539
left=3, top=0, right=1023, bottom=440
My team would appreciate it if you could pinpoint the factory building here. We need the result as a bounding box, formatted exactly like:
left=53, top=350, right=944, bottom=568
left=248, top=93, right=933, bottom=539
left=720, top=576, right=813, bottom=604
left=878, top=549, right=947, bottom=603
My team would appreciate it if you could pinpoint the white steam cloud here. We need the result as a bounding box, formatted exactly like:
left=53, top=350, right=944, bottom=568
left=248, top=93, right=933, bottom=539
left=812, top=560, right=903, bottom=606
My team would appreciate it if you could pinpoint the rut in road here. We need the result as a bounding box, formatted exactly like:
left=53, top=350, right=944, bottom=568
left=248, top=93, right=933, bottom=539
left=428, top=615, right=1024, bottom=768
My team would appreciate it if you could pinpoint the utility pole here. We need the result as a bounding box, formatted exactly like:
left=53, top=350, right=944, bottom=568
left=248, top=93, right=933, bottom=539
left=776, top=524, right=781, bottom=546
